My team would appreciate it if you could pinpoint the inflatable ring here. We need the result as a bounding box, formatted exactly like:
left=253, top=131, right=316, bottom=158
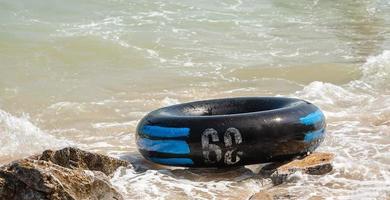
left=136, top=97, right=326, bottom=168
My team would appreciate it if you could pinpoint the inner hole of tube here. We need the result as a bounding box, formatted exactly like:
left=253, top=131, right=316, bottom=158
left=180, top=99, right=291, bottom=116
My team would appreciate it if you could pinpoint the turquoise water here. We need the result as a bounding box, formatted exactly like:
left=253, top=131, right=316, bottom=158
left=0, top=0, right=389, bottom=199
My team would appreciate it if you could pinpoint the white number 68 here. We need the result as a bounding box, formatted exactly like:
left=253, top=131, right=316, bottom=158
left=201, top=127, right=243, bottom=165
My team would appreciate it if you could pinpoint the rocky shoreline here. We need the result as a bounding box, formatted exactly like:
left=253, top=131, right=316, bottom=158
left=0, top=147, right=128, bottom=200
left=0, top=147, right=334, bottom=200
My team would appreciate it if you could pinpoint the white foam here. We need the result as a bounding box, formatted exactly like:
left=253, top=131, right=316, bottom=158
left=0, top=109, right=69, bottom=161
left=290, top=51, right=390, bottom=199
left=53, top=16, right=133, bottom=48
left=111, top=167, right=263, bottom=200
left=358, top=50, right=390, bottom=90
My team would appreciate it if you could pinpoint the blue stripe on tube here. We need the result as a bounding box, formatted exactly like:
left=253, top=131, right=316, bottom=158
left=304, top=128, right=325, bottom=142
left=137, top=138, right=190, bottom=154
left=150, top=157, right=194, bottom=165
left=142, top=125, right=190, bottom=138
left=300, top=110, right=324, bottom=125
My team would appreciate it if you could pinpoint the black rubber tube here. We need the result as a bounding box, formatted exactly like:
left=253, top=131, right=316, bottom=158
left=136, top=97, right=326, bottom=168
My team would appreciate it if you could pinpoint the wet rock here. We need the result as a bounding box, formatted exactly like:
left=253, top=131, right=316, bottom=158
left=249, top=191, right=273, bottom=200
left=0, top=147, right=128, bottom=200
left=260, top=152, right=334, bottom=185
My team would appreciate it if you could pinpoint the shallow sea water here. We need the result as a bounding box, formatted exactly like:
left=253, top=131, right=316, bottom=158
left=0, top=0, right=389, bottom=199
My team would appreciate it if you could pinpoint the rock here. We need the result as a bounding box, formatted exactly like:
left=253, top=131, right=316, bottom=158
left=0, top=147, right=129, bottom=200
left=39, top=147, right=129, bottom=176
left=260, top=152, right=334, bottom=185
left=250, top=191, right=273, bottom=200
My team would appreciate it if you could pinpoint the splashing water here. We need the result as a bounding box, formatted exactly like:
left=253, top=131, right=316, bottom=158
left=0, top=109, right=69, bottom=163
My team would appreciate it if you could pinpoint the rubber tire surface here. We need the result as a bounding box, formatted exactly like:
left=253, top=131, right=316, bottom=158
left=136, top=97, right=326, bottom=168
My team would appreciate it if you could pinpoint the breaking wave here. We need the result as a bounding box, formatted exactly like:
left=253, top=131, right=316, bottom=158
left=0, top=109, right=70, bottom=162
left=291, top=51, right=390, bottom=199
